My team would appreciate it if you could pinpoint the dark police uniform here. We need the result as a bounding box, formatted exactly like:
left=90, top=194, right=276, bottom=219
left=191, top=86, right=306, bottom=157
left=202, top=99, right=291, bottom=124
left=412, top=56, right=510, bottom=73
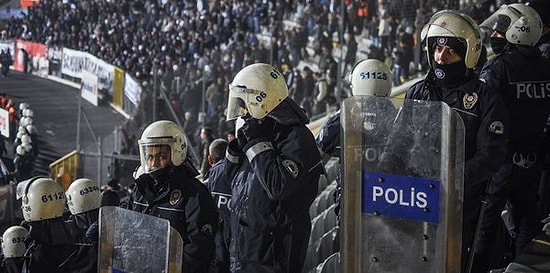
left=205, top=159, right=232, bottom=273
left=22, top=218, right=76, bottom=273
left=65, top=210, right=99, bottom=273
left=407, top=73, right=509, bottom=271
left=227, top=116, right=323, bottom=273
left=477, top=44, right=550, bottom=265
left=131, top=165, right=218, bottom=273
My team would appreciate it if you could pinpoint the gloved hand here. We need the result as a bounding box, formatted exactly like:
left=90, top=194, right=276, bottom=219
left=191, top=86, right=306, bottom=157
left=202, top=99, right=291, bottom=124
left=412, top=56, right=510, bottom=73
left=227, top=139, right=244, bottom=158
left=239, top=118, right=272, bottom=145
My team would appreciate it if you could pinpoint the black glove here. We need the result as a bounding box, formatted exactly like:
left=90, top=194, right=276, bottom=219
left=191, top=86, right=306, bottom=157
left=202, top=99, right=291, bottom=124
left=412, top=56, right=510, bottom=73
left=227, top=139, right=244, bottom=158
left=239, top=118, right=272, bottom=145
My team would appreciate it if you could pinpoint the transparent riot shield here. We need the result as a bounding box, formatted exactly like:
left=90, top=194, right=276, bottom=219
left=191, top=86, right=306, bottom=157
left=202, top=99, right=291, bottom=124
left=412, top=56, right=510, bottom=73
left=341, top=96, right=465, bottom=273
left=98, top=206, right=183, bottom=273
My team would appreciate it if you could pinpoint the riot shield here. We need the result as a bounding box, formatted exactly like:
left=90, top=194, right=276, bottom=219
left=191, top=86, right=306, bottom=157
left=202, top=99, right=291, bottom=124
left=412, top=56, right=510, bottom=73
left=98, top=206, right=183, bottom=273
left=341, top=96, right=465, bottom=273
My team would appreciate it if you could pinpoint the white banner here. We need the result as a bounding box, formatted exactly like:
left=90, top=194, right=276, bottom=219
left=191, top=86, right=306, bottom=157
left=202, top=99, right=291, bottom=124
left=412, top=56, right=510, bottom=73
left=0, top=108, right=9, bottom=138
left=124, top=73, right=141, bottom=107
left=61, top=48, right=115, bottom=94
left=81, top=71, right=99, bottom=106
left=61, top=47, right=86, bottom=78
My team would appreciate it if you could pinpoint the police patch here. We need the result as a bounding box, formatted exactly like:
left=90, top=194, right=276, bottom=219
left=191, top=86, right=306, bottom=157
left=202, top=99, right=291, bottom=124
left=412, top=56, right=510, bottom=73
left=489, top=121, right=504, bottom=135
left=170, top=189, right=182, bottom=205
left=201, top=224, right=213, bottom=235
left=463, top=92, right=478, bottom=109
left=434, top=68, right=445, bottom=79
left=282, top=159, right=299, bottom=178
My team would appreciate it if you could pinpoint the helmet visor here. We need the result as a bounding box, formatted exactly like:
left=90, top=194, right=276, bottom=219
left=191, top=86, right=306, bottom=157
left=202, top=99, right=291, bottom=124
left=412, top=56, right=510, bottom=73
left=16, top=178, right=32, bottom=200
left=138, top=137, right=174, bottom=173
left=226, top=84, right=254, bottom=121
left=480, top=5, right=512, bottom=39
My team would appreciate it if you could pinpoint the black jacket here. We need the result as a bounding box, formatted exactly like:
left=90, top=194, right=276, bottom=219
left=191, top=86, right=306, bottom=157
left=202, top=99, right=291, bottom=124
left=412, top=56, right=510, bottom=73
left=23, top=218, right=76, bottom=273
left=227, top=118, right=323, bottom=273
left=205, top=160, right=232, bottom=273
left=480, top=45, right=550, bottom=155
left=131, top=165, right=218, bottom=273
left=407, top=73, right=509, bottom=195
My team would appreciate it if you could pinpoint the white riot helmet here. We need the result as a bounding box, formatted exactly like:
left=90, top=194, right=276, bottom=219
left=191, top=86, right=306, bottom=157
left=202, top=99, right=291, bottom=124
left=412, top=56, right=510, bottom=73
left=65, top=178, right=101, bottom=215
left=16, top=177, right=65, bottom=222
left=349, top=59, right=392, bottom=97
left=480, top=3, right=542, bottom=46
left=18, top=103, right=29, bottom=111
left=15, top=145, right=25, bottom=156
left=227, top=63, right=289, bottom=120
left=23, top=109, right=33, bottom=118
left=424, top=10, right=482, bottom=69
left=26, top=124, right=37, bottom=135
left=21, top=135, right=31, bottom=144
left=138, top=120, right=188, bottom=173
left=21, top=117, right=33, bottom=126
left=16, top=130, right=25, bottom=140
left=1, top=226, right=28, bottom=258
left=21, top=143, right=32, bottom=153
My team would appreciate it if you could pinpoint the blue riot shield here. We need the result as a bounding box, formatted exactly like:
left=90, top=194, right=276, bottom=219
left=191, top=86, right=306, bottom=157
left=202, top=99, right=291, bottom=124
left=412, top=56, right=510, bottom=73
left=341, top=96, right=465, bottom=273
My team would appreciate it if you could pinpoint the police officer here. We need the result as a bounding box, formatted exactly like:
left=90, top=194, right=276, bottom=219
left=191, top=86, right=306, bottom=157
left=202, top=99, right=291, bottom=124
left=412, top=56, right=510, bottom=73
left=316, top=59, right=395, bottom=221
left=475, top=4, right=550, bottom=272
left=204, top=138, right=231, bottom=273
left=527, top=0, right=550, bottom=60
left=224, top=63, right=324, bottom=273
left=406, top=10, right=509, bottom=272
left=130, top=120, right=218, bottom=273
left=64, top=178, right=101, bottom=273
left=16, top=177, right=75, bottom=273
left=1, top=226, right=28, bottom=273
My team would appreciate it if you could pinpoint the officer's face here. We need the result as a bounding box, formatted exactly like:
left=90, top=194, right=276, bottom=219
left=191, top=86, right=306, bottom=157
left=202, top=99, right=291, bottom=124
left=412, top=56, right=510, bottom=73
left=433, top=45, right=463, bottom=64
left=144, top=145, right=171, bottom=172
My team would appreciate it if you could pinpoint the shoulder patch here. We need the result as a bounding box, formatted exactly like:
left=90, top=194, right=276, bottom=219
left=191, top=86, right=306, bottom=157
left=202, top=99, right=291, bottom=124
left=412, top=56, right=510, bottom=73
left=282, top=159, right=299, bottom=178
left=489, top=121, right=504, bottom=135
left=463, top=92, right=478, bottom=110
left=201, top=224, right=213, bottom=235
left=170, top=189, right=182, bottom=205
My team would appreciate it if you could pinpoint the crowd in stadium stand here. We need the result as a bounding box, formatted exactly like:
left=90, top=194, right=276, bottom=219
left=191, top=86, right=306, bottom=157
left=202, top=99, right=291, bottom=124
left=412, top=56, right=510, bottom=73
left=3, top=0, right=491, bottom=155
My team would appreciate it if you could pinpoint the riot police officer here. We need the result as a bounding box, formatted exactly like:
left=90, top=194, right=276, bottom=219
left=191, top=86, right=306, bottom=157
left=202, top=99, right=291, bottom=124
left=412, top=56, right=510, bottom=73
left=16, top=177, right=75, bottom=273
left=64, top=178, right=101, bottom=273
left=1, top=225, right=28, bottom=273
left=130, top=120, right=218, bottom=273
left=406, top=10, right=509, bottom=272
left=316, top=58, right=395, bottom=221
left=475, top=4, right=550, bottom=272
left=203, top=138, right=231, bottom=273
left=224, top=63, right=323, bottom=273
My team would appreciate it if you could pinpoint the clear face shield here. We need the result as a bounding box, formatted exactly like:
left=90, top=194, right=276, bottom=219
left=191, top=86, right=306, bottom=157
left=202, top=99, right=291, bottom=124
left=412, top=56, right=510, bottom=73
left=15, top=178, right=32, bottom=200
left=138, top=138, right=174, bottom=173
left=226, top=84, right=259, bottom=121
left=480, top=5, right=513, bottom=40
